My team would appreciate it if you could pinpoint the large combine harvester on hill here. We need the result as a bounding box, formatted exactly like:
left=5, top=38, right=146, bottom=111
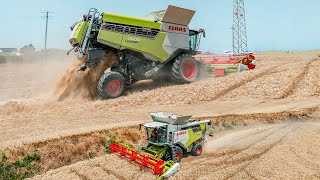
left=68, top=6, right=205, bottom=99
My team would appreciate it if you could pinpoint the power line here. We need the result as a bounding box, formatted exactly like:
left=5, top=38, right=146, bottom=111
left=41, top=11, right=53, bottom=60
left=232, top=0, right=248, bottom=54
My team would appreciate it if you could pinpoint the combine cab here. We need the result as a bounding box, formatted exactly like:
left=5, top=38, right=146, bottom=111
left=68, top=6, right=205, bottom=99
left=110, top=112, right=212, bottom=179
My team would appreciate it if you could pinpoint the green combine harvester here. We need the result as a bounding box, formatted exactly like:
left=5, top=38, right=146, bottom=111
left=68, top=5, right=205, bottom=99
left=110, top=112, right=212, bottom=179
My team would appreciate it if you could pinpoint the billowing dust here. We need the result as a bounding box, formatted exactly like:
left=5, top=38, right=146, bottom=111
left=54, top=52, right=118, bottom=100
left=0, top=56, right=70, bottom=102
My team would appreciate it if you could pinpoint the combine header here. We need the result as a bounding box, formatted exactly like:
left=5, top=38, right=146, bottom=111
left=110, top=112, right=212, bottom=179
left=110, top=143, right=177, bottom=176
left=194, top=53, right=256, bottom=76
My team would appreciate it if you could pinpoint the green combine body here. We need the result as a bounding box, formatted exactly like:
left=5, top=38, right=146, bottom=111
left=69, top=6, right=205, bottom=99
left=96, top=15, right=169, bottom=62
left=69, top=22, right=89, bottom=46
left=141, top=112, right=212, bottom=178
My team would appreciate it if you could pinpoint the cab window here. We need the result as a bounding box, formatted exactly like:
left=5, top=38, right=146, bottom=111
left=189, top=30, right=199, bottom=51
left=146, top=126, right=167, bottom=143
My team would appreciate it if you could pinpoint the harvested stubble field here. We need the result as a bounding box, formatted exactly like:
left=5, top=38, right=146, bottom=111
left=30, top=121, right=320, bottom=180
left=1, top=50, right=320, bottom=179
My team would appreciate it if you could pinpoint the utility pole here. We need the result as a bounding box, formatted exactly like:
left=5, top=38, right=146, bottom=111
left=42, top=11, right=53, bottom=60
left=232, top=0, right=248, bottom=54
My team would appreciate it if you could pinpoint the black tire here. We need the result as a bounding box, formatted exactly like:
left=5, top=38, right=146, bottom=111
left=97, top=71, right=125, bottom=99
left=163, top=149, right=172, bottom=161
left=191, top=144, right=202, bottom=156
left=172, top=54, right=199, bottom=83
left=172, top=146, right=183, bottom=162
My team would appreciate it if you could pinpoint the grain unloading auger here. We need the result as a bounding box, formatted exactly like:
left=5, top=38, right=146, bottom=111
left=110, top=112, right=212, bottom=179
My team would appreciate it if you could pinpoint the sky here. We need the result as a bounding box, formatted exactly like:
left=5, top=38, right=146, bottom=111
left=0, top=0, right=319, bottom=53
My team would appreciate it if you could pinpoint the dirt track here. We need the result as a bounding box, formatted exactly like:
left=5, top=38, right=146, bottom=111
left=1, top=51, right=320, bottom=179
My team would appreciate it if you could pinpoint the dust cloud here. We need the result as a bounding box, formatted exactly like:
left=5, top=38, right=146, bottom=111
left=54, top=52, right=119, bottom=100
left=0, top=54, right=70, bottom=102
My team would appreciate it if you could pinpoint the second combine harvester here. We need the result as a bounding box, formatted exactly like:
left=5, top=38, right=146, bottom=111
left=68, top=5, right=205, bottom=98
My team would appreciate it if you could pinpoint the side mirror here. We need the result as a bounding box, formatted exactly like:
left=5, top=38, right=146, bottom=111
left=70, top=22, right=77, bottom=31
left=202, top=29, right=206, bottom=38
left=139, top=124, right=142, bottom=131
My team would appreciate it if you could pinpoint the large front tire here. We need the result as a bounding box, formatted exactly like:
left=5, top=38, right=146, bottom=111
left=97, top=72, right=125, bottom=99
left=172, top=54, right=199, bottom=83
left=163, top=146, right=183, bottom=163
left=171, top=146, right=183, bottom=163
left=175, top=146, right=183, bottom=162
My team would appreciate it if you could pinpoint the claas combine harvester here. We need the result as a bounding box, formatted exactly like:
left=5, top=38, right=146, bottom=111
left=110, top=112, right=212, bottom=179
left=68, top=5, right=205, bottom=99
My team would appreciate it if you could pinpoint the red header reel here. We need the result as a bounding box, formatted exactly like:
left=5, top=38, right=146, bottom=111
left=110, top=143, right=165, bottom=175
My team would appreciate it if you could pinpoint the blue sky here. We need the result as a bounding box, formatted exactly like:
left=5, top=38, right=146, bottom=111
left=0, top=0, right=319, bottom=53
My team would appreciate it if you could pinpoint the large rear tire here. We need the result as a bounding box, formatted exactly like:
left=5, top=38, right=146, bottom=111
left=191, top=144, right=202, bottom=156
left=172, top=54, right=199, bottom=83
left=97, top=71, right=125, bottom=99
